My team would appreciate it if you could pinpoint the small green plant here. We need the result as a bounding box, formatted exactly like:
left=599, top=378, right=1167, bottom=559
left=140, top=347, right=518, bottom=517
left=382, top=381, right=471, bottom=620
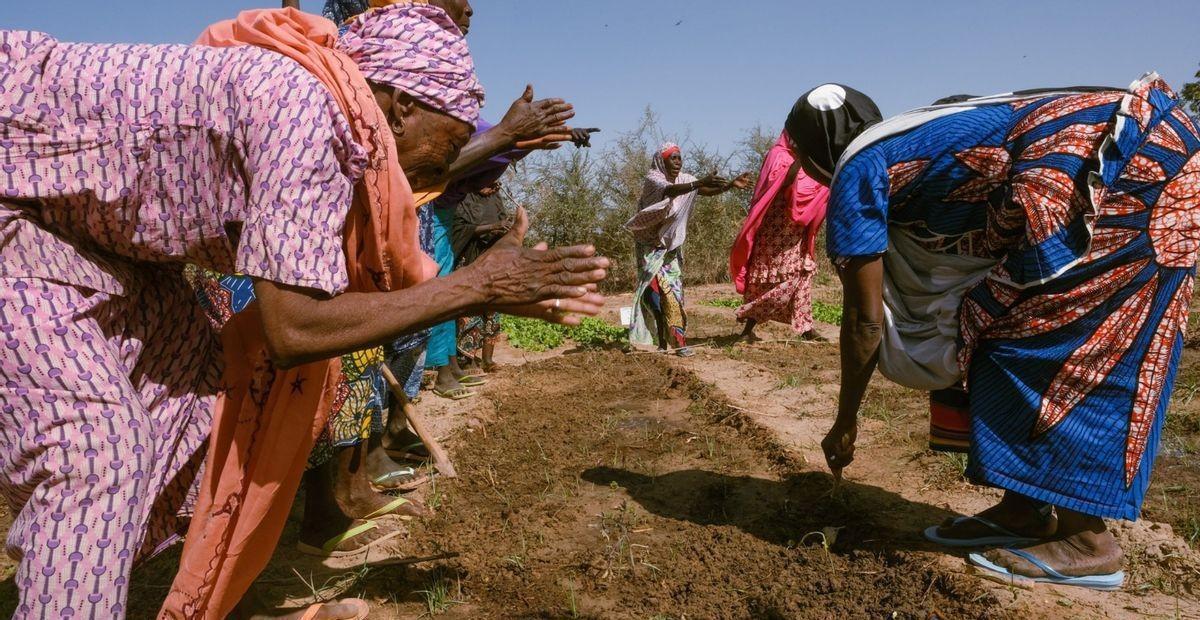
left=500, top=316, right=567, bottom=351
left=702, top=297, right=743, bottom=309
left=426, top=471, right=445, bottom=510
left=566, top=584, right=580, bottom=618
left=501, top=316, right=627, bottom=351
left=569, top=317, right=627, bottom=349
left=813, top=301, right=844, bottom=326
left=414, top=569, right=463, bottom=616
left=775, top=375, right=803, bottom=390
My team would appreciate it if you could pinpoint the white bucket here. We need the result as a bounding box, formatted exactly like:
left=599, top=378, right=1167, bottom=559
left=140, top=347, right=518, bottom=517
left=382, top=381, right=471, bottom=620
left=619, top=306, right=634, bottom=327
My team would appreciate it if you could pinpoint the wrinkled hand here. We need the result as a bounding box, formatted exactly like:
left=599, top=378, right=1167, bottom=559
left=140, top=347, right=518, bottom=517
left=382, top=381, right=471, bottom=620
left=497, top=283, right=606, bottom=326
left=469, top=207, right=609, bottom=308
left=500, top=85, right=575, bottom=148
left=730, top=172, right=753, bottom=190
left=821, top=418, right=857, bottom=478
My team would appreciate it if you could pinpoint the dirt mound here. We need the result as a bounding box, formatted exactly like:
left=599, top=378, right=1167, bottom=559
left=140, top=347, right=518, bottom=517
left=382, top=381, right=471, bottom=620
left=375, top=351, right=1002, bottom=619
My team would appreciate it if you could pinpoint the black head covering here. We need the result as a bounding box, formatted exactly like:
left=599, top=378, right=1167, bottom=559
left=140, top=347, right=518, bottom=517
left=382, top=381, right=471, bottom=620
left=784, top=84, right=882, bottom=178
left=931, top=94, right=978, bottom=105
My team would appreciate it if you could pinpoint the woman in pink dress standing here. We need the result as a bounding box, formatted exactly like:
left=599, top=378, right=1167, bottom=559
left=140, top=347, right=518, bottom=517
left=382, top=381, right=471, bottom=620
left=730, top=132, right=831, bottom=342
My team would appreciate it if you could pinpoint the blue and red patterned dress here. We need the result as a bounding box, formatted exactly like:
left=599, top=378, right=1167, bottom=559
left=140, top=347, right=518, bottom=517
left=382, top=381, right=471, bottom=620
left=827, top=75, right=1200, bottom=519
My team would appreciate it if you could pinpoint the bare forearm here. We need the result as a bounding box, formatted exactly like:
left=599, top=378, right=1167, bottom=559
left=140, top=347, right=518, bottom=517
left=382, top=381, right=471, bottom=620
left=835, top=256, right=885, bottom=424
left=663, top=181, right=699, bottom=197
left=837, top=317, right=881, bottom=424
left=254, top=269, right=487, bottom=368
left=446, top=128, right=514, bottom=182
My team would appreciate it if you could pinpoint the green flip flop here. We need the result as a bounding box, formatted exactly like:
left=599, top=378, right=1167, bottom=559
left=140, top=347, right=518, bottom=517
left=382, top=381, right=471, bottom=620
left=458, top=375, right=487, bottom=387
left=363, top=496, right=415, bottom=520
left=433, top=386, right=475, bottom=400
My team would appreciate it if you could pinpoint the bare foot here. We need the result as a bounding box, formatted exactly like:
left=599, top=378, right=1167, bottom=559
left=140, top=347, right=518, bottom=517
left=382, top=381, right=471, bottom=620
left=936, top=492, right=1056, bottom=541
left=737, top=319, right=760, bottom=344
left=798, top=329, right=827, bottom=342
left=738, top=330, right=762, bottom=344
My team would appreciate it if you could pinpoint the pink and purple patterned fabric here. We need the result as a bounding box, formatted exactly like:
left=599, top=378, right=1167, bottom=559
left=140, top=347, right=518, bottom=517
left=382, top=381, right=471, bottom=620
left=0, top=29, right=362, bottom=618
left=337, top=3, right=484, bottom=126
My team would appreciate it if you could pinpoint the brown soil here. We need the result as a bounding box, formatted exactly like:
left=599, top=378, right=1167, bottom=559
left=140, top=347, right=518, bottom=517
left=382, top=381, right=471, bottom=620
left=3, top=283, right=1199, bottom=619
left=355, top=351, right=1003, bottom=619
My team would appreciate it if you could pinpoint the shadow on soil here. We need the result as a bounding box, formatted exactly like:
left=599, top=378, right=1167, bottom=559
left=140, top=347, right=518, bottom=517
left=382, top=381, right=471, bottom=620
left=582, top=467, right=960, bottom=554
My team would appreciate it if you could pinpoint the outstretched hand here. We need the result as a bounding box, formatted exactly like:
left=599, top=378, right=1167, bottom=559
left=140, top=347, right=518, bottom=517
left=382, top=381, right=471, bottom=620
left=500, top=85, right=576, bottom=149
left=497, top=281, right=606, bottom=326
left=468, top=207, right=609, bottom=315
left=570, top=128, right=600, bottom=148
left=699, top=171, right=730, bottom=189
left=729, top=172, right=753, bottom=190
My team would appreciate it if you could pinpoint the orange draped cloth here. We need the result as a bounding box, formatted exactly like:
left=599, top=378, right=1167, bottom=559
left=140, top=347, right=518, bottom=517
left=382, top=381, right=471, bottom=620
left=160, top=8, right=435, bottom=618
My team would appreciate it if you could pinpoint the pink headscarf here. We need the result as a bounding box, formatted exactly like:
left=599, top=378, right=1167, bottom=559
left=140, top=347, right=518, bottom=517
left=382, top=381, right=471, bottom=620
left=337, top=3, right=485, bottom=126
left=729, top=131, right=830, bottom=294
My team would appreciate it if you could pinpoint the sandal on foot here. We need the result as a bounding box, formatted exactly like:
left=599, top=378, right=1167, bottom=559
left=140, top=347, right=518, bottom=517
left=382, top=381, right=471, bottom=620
left=384, top=439, right=432, bottom=463
left=923, top=516, right=1041, bottom=548
left=301, top=599, right=370, bottom=620
left=458, top=375, right=487, bottom=387
left=361, top=496, right=420, bottom=520
left=297, top=516, right=408, bottom=569
left=675, top=347, right=697, bottom=358
left=967, top=549, right=1125, bottom=591
left=371, top=468, right=435, bottom=493
left=432, top=386, right=475, bottom=400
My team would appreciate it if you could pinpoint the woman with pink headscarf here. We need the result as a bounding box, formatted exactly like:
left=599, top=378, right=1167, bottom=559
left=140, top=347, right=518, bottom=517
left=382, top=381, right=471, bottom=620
left=0, top=4, right=608, bottom=619
left=730, top=133, right=830, bottom=341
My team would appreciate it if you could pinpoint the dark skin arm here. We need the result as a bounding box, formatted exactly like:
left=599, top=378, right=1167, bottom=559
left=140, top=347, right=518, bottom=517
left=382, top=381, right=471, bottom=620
left=783, top=161, right=803, bottom=189
left=446, top=85, right=574, bottom=181
left=821, top=256, right=885, bottom=476
left=253, top=208, right=608, bottom=368
left=473, top=222, right=504, bottom=236
left=663, top=176, right=715, bottom=198
left=698, top=172, right=753, bottom=196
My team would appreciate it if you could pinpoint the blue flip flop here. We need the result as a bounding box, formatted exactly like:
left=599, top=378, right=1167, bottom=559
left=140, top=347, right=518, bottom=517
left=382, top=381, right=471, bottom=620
left=923, top=516, right=1041, bottom=548
left=968, top=549, right=1125, bottom=591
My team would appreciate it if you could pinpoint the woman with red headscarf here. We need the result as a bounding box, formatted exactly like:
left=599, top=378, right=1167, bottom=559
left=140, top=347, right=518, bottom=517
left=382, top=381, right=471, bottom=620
left=626, top=143, right=750, bottom=356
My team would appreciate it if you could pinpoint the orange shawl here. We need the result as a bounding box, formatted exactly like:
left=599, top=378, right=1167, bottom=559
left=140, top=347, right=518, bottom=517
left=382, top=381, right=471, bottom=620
left=160, top=8, right=434, bottom=618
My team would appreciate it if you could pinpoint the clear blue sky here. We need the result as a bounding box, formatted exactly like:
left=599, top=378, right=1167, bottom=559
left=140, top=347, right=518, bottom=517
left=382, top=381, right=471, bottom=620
left=3, top=1, right=1197, bottom=153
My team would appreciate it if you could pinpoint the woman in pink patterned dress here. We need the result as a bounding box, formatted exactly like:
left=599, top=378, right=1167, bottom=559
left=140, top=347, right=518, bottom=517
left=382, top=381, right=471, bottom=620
left=730, top=132, right=830, bottom=342
left=0, top=9, right=607, bottom=620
